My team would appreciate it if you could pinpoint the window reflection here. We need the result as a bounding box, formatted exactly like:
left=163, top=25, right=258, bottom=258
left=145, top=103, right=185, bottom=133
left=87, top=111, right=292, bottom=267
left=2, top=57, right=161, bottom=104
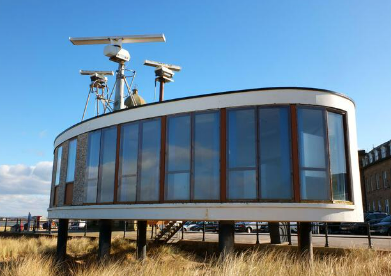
left=297, top=108, right=330, bottom=200
left=259, top=107, right=292, bottom=199
left=327, top=112, right=348, bottom=201
left=166, top=115, right=191, bottom=200
left=66, top=139, right=77, bottom=183
left=55, top=146, right=62, bottom=186
left=85, top=130, right=101, bottom=203
left=193, top=112, right=220, bottom=200
left=228, top=108, right=257, bottom=200
left=118, top=123, right=139, bottom=202
left=98, top=127, right=117, bottom=203
left=139, top=119, right=161, bottom=202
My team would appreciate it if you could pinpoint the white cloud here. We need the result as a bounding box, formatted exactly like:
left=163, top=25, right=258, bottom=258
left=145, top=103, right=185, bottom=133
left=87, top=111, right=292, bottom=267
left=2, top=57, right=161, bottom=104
left=0, top=162, right=52, bottom=217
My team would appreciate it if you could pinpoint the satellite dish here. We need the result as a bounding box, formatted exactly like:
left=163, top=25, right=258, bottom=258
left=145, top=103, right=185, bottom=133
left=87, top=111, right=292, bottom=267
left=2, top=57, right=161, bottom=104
left=70, top=34, right=166, bottom=110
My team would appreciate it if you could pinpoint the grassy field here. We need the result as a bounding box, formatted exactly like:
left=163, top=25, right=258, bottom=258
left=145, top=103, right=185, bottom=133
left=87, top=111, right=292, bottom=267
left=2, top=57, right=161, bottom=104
left=0, top=236, right=391, bottom=276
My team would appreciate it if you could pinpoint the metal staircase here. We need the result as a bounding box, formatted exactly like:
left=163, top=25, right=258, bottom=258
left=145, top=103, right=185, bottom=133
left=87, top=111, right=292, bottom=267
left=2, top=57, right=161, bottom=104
left=153, top=221, right=186, bottom=243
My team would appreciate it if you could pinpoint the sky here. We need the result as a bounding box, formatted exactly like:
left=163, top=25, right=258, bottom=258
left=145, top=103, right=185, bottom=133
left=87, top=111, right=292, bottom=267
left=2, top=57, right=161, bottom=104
left=0, top=1, right=390, bottom=216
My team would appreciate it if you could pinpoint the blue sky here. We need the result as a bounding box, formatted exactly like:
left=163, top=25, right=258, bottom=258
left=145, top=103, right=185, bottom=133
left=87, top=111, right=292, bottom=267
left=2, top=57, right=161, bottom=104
left=1, top=0, right=391, bottom=166
left=0, top=1, right=390, bottom=215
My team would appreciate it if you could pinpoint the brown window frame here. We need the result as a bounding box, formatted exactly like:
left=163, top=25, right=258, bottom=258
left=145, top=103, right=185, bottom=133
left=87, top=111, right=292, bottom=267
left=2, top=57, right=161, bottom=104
left=77, top=104, right=353, bottom=206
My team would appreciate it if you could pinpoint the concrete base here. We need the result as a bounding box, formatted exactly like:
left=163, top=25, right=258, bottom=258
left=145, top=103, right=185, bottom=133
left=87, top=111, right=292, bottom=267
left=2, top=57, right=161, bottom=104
left=218, top=221, right=235, bottom=258
left=137, top=220, right=147, bottom=260
left=98, top=219, right=112, bottom=260
left=56, top=219, right=69, bottom=262
left=298, top=222, right=313, bottom=261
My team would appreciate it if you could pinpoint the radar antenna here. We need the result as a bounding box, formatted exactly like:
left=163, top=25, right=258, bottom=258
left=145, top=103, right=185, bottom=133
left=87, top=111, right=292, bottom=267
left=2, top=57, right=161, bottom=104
left=80, top=70, right=114, bottom=121
left=144, top=60, right=181, bottom=102
left=70, top=34, right=166, bottom=111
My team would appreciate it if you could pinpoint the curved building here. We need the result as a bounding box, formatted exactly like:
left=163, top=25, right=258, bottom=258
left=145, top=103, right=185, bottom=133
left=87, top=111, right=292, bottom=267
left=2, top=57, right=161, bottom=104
left=48, top=87, right=363, bottom=259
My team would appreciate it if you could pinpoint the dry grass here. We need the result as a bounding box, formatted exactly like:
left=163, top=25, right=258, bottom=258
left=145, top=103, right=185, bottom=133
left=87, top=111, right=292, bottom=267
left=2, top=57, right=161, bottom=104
left=0, top=236, right=391, bottom=276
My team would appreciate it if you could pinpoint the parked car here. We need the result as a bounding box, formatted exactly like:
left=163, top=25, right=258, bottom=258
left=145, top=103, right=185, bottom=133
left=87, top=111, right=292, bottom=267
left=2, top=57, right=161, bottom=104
left=235, top=222, right=268, bottom=233
left=189, top=221, right=219, bottom=232
left=183, top=221, right=198, bottom=231
left=371, top=216, right=391, bottom=235
left=69, top=221, right=86, bottom=230
left=340, top=212, right=388, bottom=234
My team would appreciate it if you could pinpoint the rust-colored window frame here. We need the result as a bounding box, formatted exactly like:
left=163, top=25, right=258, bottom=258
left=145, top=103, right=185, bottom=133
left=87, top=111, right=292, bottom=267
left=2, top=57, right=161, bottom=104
left=164, top=110, right=221, bottom=203
left=226, top=105, right=295, bottom=203
left=53, top=145, right=63, bottom=207
left=296, top=105, right=332, bottom=203
left=77, top=103, right=353, bottom=206
left=295, top=105, right=353, bottom=204
left=64, top=138, right=77, bottom=206
left=84, top=129, right=103, bottom=205
left=326, top=107, right=353, bottom=204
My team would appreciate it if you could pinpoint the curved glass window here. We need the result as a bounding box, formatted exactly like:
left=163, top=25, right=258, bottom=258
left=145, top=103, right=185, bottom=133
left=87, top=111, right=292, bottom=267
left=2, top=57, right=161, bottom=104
left=66, top=139, right=77, bottom=183
left=55, top=146, right=62, bottom=186
left=118, top=123, right=139, bottom=202
left=327, top=112, right=348, bottom=201
left=98, top=127, right=117, bottom=203
left=77, top=103, right=351, bottom=205
left=227, top=108, right=257, bottom=200
left=259, top=107, right=292, bottom=199
left=297, top=108, right=330, bottom=200
left=193, top=112, right=220, bottom=200
left=166, top=115, right=191, bottom=200
left=139, top=119, right=161, bottom=202
left=85, top=130, right=101, bottom=203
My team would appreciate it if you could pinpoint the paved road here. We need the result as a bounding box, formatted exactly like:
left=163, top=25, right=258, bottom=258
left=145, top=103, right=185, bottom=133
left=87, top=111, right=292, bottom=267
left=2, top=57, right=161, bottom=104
left=59, top=230, right=391, bottom=251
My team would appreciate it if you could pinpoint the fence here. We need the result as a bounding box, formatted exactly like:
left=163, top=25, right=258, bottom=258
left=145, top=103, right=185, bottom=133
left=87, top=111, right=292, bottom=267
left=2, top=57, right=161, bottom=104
left=0, top=219, right=388, bottom=250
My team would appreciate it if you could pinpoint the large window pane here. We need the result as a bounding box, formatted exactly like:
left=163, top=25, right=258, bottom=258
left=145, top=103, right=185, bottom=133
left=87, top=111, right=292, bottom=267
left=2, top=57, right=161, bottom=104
left=85, top=130, right=101, bottom=203
left=86, top=131, right=101, bottom=180
left=327, top=112, right=348, bottom=201
left=167, top=116, right=191, bottom=171
left=228, top=170, right=257, bottom=200
left=193, top=112, right=220, bottom=200
left=55, top=146, right=62, bottom=185
left=118, top=176, right=137, bottom=202
left=297, top=108, right=330, bottom=200
left=228, top=109, right=256, bottom=168
left=98, top=127, right=117, bottom=203
left=66, top=139, right=77, bottom=183
left=166, top=115, right=191, bottom=200
left=228, top=108, right=256, bottom=200
left=259, top=107, right=292, bottom=199
left=85, top=179, right=98, bottom=203
left=166, top=173, right=190, bottom=200
left=300, top=170, right=329, bottom=199
left=118, top=123, right=139, bottom=202
left=139, top=119, right=161, bottom=201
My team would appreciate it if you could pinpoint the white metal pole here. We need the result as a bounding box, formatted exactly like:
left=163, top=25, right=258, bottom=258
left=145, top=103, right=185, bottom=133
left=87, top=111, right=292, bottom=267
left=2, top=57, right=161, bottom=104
left=114, top=63, right=125, bottom=110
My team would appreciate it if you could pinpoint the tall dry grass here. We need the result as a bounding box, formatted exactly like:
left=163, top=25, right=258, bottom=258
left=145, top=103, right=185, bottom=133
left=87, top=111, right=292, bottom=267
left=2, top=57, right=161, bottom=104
left=1, top=236, right=391, bottom=276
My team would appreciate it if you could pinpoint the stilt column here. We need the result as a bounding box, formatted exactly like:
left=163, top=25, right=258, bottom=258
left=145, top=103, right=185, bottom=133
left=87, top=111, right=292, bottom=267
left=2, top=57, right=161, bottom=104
left=218, top=221, right=235, bottom=258
left=56, top=219, right=69, bottom=262
left=269, top=222, right=281, bottom=244
left=298, top=222, right=313, bottom=261
left=137, top=220, right=147, bottom=260
left=98, top=219, right=112, bottom=260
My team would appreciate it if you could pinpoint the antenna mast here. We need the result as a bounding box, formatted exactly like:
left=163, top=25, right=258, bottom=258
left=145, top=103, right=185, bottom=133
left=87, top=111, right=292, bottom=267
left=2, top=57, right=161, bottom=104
left=144, top=60, right=181, bottom=102
left=70, top=34, right=166, bottom=111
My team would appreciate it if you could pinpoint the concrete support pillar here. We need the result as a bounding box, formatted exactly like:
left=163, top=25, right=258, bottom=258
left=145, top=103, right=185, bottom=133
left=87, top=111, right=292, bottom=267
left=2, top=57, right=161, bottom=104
left=298, top=222, right=313, bottom=261
left=218, top=221, right=235, bottom=258
left=56, top=219, right=69, bottom=262
left=137, top=220, right=147, bottom=260
left=269, top=222, right=281, bottom=244
left=98, top=219, right=112, bottom=260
